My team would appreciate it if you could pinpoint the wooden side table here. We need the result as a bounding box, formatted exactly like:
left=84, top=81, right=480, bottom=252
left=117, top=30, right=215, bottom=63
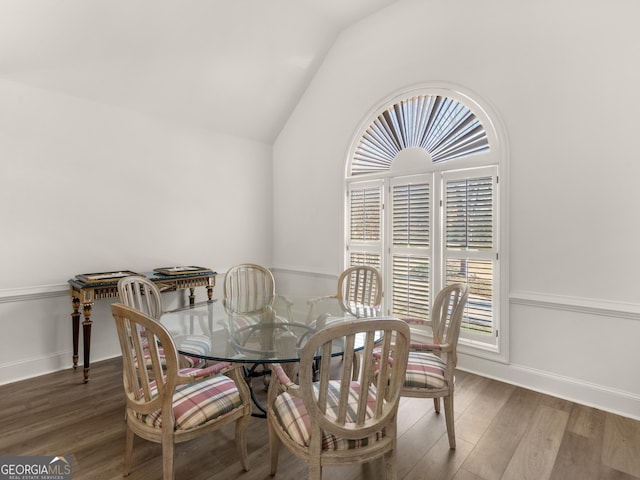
left=68, top=269, right=216, bottom=382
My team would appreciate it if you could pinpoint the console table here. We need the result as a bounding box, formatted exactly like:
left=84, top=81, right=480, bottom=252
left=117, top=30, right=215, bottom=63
left=68, top=268, right=216, bottom=382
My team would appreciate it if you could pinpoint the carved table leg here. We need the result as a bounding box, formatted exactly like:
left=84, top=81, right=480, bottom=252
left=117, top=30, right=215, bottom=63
left=71, top=297, right=80, bottom=369
left=82, top=303, right=93, bottom=382
left=189, top=287, right=196, bottom=306
left=206, top=285, right=214, bottom=302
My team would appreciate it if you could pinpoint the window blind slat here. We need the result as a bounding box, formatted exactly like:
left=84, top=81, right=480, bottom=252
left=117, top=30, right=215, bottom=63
left=350, top=95, right=489, bottom=176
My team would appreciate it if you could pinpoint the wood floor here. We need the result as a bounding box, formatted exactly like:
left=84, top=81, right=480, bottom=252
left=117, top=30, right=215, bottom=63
left=1, top=357, right=639, bottom=480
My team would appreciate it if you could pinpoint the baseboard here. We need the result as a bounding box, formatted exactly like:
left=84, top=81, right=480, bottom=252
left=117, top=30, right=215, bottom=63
left=457, top=352, right=640, bottom=421
left=0, top=350, right=122, bottom=386
left=0, top=351, right=76, bottom=385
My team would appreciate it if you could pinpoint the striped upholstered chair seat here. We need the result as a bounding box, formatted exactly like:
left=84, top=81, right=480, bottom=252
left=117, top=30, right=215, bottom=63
left=139, top=369, right=243, bottom=430
left=373, top=348, right=447, bottom=390
left=403, top=351, right=447, bottom=390
left=139, top=334, right=210, bottom=369
left=272, top=380, right=385, bottom=451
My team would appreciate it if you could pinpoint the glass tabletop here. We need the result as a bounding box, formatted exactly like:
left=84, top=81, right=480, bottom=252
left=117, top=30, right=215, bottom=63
left=160, top=297, right=372, bottom=364
left=160, top=296, right=380, bottom=364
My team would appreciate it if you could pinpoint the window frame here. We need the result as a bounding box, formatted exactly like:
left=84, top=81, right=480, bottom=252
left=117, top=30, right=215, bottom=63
left=344, top=84, right=509, bottom=362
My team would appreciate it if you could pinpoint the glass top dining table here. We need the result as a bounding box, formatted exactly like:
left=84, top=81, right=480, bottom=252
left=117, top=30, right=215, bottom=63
left=160, top=295, right=378, bottom=416
left=159, top=294, right=363, bottom=366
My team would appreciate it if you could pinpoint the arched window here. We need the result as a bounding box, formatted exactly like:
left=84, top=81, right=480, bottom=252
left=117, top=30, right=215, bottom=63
left=345, top=85, right=507, bottom=354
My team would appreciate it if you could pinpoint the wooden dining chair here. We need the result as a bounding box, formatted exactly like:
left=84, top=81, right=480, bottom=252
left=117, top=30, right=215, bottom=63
left=223, top=263, right=275, bottom=316
left=397, top=282, right=469, bottom=449
left=307, top=265, right=383, bottom=379
left=223, top=263, right=295, bottom=323
left=222, top=263, right=293, bottom=403
left=118, top=275, right=209, bottom=368
left=267, top=317, right=410, bottom=480
left=307, top=265, right=382, bottom=323
left=111, top=303, right=252, bottom=480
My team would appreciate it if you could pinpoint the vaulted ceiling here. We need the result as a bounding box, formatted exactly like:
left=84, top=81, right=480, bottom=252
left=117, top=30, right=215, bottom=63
left=0, top=0, right=398, bottom=143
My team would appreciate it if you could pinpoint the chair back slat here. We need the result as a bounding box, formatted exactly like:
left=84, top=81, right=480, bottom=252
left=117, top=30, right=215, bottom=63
left=336, top=333, right=356, bottom=425
left=371, top=331, right=393, bottom=417
left=119, top=320, right=141, bottom=395
left=356, top=331, right=377, bottom=424
left=130, top=323, right=153, bottom=400
left=316, top=342, right=332, bottom=413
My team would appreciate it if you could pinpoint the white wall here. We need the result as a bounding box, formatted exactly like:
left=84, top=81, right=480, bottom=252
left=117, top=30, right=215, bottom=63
left=273, top=0, right=640, bottom=419
left=0, top=79, right=273, bottom=383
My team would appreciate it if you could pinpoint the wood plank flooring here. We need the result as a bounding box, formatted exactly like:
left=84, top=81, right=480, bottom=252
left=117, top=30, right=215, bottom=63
left=0, top=357, right=638, bottom=480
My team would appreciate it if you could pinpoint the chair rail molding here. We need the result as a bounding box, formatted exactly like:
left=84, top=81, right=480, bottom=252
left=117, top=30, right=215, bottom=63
left=0, top=283, right=68, bottom=303
left=271, top=266, right=338, bottom=280
left=510, top=290, right=640, bottom=321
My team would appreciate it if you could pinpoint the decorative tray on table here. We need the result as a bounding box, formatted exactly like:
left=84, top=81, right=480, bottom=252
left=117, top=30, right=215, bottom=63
left=153, top=266, right=214, bottom=276
left=75, top=271, right=143, bottom=284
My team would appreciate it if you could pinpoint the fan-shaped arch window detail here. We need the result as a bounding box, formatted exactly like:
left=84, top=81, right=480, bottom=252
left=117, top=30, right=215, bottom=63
left=350, top=95, right=489, bottom=176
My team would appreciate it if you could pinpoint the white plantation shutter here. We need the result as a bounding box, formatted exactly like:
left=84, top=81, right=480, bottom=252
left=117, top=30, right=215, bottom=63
left=390, top=175, right=432, bottom=319
left=446, top=259, right=493, bottom=333
left=392, top=255, right=430, bottom=318
left=443, top=168, right=497, bottom=340
left=347, top=181, right=383, bottom=270
left=392, top=182, right=430, bottom=247
left=445, top=176, right=493, bottom=250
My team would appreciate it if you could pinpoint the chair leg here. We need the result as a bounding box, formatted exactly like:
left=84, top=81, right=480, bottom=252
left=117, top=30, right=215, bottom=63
left=235, top=415, right=250, bottom=471
left=268, top=421, right=281, bottom=476
left=123, top=427, right=134, bottom=476
left=309, top=462, right=322, bottom=480
left=384, top=449, right=398, bottom=480
left=433, top=397, right=440, bottom=414
left=443, top=395, right=456, bottom=449
left=161, top=434, right=175, bottom=480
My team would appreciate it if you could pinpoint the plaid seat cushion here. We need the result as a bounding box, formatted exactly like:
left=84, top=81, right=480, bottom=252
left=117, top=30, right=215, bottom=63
left=404, top=351, right=446, bottom=389
left=139, top=335, right=209, bottom=369
left=181, top=355, right=206, bottom=368
left=177, top=335, right=211, bottom=368
left=139, top=372, right=242, bottom=430
left=273, top=380, right=385, bottom=451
